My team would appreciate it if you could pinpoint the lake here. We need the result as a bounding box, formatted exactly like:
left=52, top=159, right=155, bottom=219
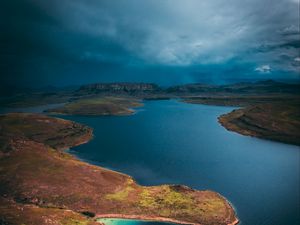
left=51, top=100, right=300, bottom=225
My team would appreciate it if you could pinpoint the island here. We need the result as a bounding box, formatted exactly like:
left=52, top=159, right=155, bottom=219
left=0, top=113, right=238, bottom=225
left=46, top=97, right=143, bottom=116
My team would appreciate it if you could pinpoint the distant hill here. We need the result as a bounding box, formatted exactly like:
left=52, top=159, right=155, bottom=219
left=76, top=82, right=162, bottom=96
left=2, top=80, right=299, bottom=108
left=166, top=80, right=300, bottom=95
left=76, top=80, right=300, bottom=97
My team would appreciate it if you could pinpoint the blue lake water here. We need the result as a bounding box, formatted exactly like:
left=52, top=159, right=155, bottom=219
left=58, top=100, right=299, bottom=225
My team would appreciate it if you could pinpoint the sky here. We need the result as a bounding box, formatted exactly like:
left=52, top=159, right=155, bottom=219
left=0, top=0, right=299, bottom=88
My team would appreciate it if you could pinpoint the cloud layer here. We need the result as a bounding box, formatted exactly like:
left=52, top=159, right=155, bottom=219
left=1, top=0, right=299, bottom=87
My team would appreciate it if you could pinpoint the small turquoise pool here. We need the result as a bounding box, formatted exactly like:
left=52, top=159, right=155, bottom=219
left=97, top=218, right=178, bottom=225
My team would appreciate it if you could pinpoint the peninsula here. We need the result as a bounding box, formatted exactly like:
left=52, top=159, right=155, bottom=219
left=0, top=113, right=238, bottom=225
left=218, top=103, right=300, bottom=145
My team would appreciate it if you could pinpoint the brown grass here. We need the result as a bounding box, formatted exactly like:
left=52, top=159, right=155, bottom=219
left=0, top=113, right=237, bottom=225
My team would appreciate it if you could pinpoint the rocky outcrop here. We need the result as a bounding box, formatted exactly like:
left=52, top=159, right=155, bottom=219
left=77, top=83, right=161, bottom=95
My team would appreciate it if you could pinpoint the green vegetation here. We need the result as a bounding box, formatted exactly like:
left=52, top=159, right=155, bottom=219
left=103, top=182, right=230, bottom=220
left=106, top=179, right=135, bottom=201
left=60, top=218, right=90, bottom=225
left=137, top=186, right=196, bottom=217
left=139, top=186, right=194, bottom=209
left=139, top=189, right=160, bottom=208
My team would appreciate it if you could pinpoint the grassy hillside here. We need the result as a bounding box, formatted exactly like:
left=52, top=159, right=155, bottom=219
left=0, top=113, right=238, bottom=225
left=219, top=103, right=300, bottom=145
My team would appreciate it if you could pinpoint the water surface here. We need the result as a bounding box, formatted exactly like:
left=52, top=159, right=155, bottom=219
left=60, top=100, right=299, bottom=225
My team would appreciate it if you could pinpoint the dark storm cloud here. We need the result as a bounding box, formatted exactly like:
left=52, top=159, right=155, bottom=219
left=0, top=0, right=299, bottom=87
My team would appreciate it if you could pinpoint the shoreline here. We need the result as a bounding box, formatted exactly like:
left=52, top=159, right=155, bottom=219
left=0, top=112, right=239, bottom=225
left=62, top=119, right=239, bottom=225
left=66, top=149, right=136, bottom=179
left=67, top=150, right=239, bottom=225
left=95, top=214, right=239, bottom=225
left=65, top=134, right=239, bottom=225
left=217, top=105, right=300, bottom=146
left=56, top=107, right=239, bottom=225
left=96, top=214, right=200, bottom=225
